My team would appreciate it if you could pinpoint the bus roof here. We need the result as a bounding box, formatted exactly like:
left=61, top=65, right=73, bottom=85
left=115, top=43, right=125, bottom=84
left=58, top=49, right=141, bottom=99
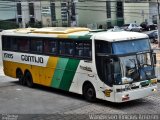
left=2, top=27, right=148, bottom=42
left=2, top=27, right=92, bottom=40
left=93, top=31, right=148, bottom=42
left=32, top=27, right=90, bottom=34
left=2, top=27, right=90, bottom=34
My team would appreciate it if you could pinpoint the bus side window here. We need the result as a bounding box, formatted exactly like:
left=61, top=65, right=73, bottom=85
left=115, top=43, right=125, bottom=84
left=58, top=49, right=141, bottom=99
left=44, top=40, right=49, bottom=53
left=59, top=41, right=65, bottom=55
left=31, top=39, right=43, bottom=53
left=44, top=39, right=57, bottom=55
left=75, top=42, right=83, bottom=57
left=65, top=41, right=74, bottom=56
left=11, top=38, right=18, bottom=51
left=19, top=38, right=29, bottom=52
left=84, top=42, right=92, bottom=58
left=2, top=36, right=10, bottom=50
left=75, top=41, right=92, bottom=59
left=50, top=41, right=57, bottom=54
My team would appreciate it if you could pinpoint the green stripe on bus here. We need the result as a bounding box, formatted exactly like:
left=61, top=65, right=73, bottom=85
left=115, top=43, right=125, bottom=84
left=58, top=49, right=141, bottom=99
left=59, top=59, right=80, bottom=91
left=68, top=33, right=91, bottom=40
left=51, top=58, right=69, bottom=88
left=78, top=35, right=92, bottom=40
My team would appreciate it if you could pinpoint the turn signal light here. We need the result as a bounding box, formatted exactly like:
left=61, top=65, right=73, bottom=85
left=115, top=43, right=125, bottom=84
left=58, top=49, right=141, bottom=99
left=150, top=79, right=157, bottom=84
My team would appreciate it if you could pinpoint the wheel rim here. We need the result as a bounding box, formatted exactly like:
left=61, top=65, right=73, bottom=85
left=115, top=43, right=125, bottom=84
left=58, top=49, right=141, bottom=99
left=84, top=84, right=96, bottom=101
left=87, top=88, right=94, bottom=98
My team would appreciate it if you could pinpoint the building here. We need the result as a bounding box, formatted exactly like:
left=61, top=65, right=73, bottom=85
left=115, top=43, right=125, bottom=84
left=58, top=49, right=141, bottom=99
left=0, top=0, right=16, bottom=20
left=15, top=0, right=124, bottom=28
left=123, top=0, right=158, bottom=25
left=41, top=0, right=76, bottom=27
left=15, top=0, right=76, bottom=27
left=16, top=0, right=41, bottom=28
left=76, top=0, right=124, bottom=29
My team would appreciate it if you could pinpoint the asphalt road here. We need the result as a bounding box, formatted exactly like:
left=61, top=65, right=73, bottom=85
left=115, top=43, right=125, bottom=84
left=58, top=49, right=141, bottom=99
left=0, top=32, right=160, bottom=120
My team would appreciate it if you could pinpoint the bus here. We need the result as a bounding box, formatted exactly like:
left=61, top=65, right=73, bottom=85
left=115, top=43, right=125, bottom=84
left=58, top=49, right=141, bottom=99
left=1, top=27, right=157, bottom=103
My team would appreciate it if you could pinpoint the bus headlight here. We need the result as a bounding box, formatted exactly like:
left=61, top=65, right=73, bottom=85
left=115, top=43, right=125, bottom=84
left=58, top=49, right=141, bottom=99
left=122, top=77, right=133, bottom=84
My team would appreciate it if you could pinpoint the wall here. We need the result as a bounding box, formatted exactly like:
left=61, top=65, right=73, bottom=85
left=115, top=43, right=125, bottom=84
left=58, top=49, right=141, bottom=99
left=76, top=0, right=118, bottom=29
left=124, top=3, right=150, bottom=25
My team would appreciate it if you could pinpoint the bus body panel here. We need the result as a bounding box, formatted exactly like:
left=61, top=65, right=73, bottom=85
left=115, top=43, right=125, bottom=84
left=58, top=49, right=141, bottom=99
left=114, top=85, right=157, bottom=103
left=3, top=51, right=81, bottom=91
left=69, top=60, right=106, bottom=100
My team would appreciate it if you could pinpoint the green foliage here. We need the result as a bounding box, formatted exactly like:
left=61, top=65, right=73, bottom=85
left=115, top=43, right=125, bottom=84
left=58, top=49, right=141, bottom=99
left=26, top=21, right=42, bottom=28
left=0, top=21, right=18, bottom=29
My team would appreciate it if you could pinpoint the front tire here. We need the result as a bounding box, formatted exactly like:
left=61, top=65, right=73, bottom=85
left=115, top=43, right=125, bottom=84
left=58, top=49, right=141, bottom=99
left=24, top=72, right=34, bottom=88
left=83, top=83, right=96, bottom=102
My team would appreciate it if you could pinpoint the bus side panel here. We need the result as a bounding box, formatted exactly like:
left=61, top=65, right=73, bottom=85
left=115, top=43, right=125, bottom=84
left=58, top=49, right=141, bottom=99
left=40, top=57, right=59, bottom=87
left=51, top=58, right=69, bottom=88
left=3, top=61, right=17, bottom=78
left=3, top=60, right=41, bottom=84
left=31, top=66, right=40, bottom=84
left=50, top=58, right=80, bottom=91
left=59, top=59, right=80, bottom=91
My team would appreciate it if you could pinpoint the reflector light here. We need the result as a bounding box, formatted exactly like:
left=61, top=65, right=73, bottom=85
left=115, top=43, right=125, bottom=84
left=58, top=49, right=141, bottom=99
left=122, top=94, right=130, bottom=101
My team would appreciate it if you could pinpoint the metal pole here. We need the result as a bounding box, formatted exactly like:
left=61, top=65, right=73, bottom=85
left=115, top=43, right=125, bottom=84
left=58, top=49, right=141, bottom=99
left=67, top=1, right=71, bottom=27
left=157, top=0, right=160, bottom=48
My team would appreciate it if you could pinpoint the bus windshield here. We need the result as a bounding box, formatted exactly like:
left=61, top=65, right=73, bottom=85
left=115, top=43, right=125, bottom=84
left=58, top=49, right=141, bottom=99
left=112, top=39, right=150, bottom=54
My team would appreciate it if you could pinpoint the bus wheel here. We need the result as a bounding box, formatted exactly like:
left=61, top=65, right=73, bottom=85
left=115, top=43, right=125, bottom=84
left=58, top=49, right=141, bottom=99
left=24, top=72, right=34, bottom=88
left=16, top=69, right=24, bottom=85
left=83, top=83, right=96, bottom=102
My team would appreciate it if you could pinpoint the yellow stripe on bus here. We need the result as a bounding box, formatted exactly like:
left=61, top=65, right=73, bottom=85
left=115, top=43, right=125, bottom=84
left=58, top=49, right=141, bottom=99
left=41, top=57, right=59, bottom=86
left=3, top=57, right=59, bottom=87
left=57, top=34, right=68, bottom=38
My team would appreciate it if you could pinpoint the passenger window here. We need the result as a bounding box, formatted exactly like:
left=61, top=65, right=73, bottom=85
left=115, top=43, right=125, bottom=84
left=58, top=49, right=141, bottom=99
left=84, top=42, right=91, bottom=57
left=44, top=40, right=57, bottom=54
left=19, top=38, right=29, bottom=52
left=59, top=41, right=65, bottom=55
left=31, top=39, right=43, bottom=53
left=11, top=38, right=18, bottom=51
left=75, top=42, right=83, bottom=57
left=65, top=42, right=74, bottom=56
left=2, top=36, right=11, bottom=50
left=59, top=41, right=74, bottom=56
left=50, top=41, right=57, bottom=54
left=75, top=41, right=92, bottom=59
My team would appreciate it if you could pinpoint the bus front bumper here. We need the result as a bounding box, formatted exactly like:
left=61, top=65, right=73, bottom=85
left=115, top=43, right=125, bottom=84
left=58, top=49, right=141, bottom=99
left=114, top=85, right=157, bottom=103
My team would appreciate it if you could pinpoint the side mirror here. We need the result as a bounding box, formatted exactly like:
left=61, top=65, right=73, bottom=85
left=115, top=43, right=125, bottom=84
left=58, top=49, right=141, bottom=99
left=152, top=53, right=157, bottom=65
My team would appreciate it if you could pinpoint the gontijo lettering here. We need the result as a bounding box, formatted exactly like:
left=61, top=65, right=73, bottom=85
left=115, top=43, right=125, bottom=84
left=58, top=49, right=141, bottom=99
left=21, top=55, right=43, bottom=63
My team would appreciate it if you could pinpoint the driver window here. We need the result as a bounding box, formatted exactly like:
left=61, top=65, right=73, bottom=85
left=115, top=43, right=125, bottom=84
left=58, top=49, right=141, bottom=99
left=95, top=40, right=111, bottom=54
left=103, top=58, right=114, bottom=86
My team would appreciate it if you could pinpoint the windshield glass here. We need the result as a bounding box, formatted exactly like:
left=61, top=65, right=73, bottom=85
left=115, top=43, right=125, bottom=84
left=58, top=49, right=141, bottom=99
left=112, top=39, right=150, bottom=54
left=120, top=52, right=154, bottom=83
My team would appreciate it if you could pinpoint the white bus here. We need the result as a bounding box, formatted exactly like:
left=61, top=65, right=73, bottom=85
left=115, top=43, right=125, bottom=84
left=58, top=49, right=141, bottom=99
left=1, top=27, right=157, bottom=102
